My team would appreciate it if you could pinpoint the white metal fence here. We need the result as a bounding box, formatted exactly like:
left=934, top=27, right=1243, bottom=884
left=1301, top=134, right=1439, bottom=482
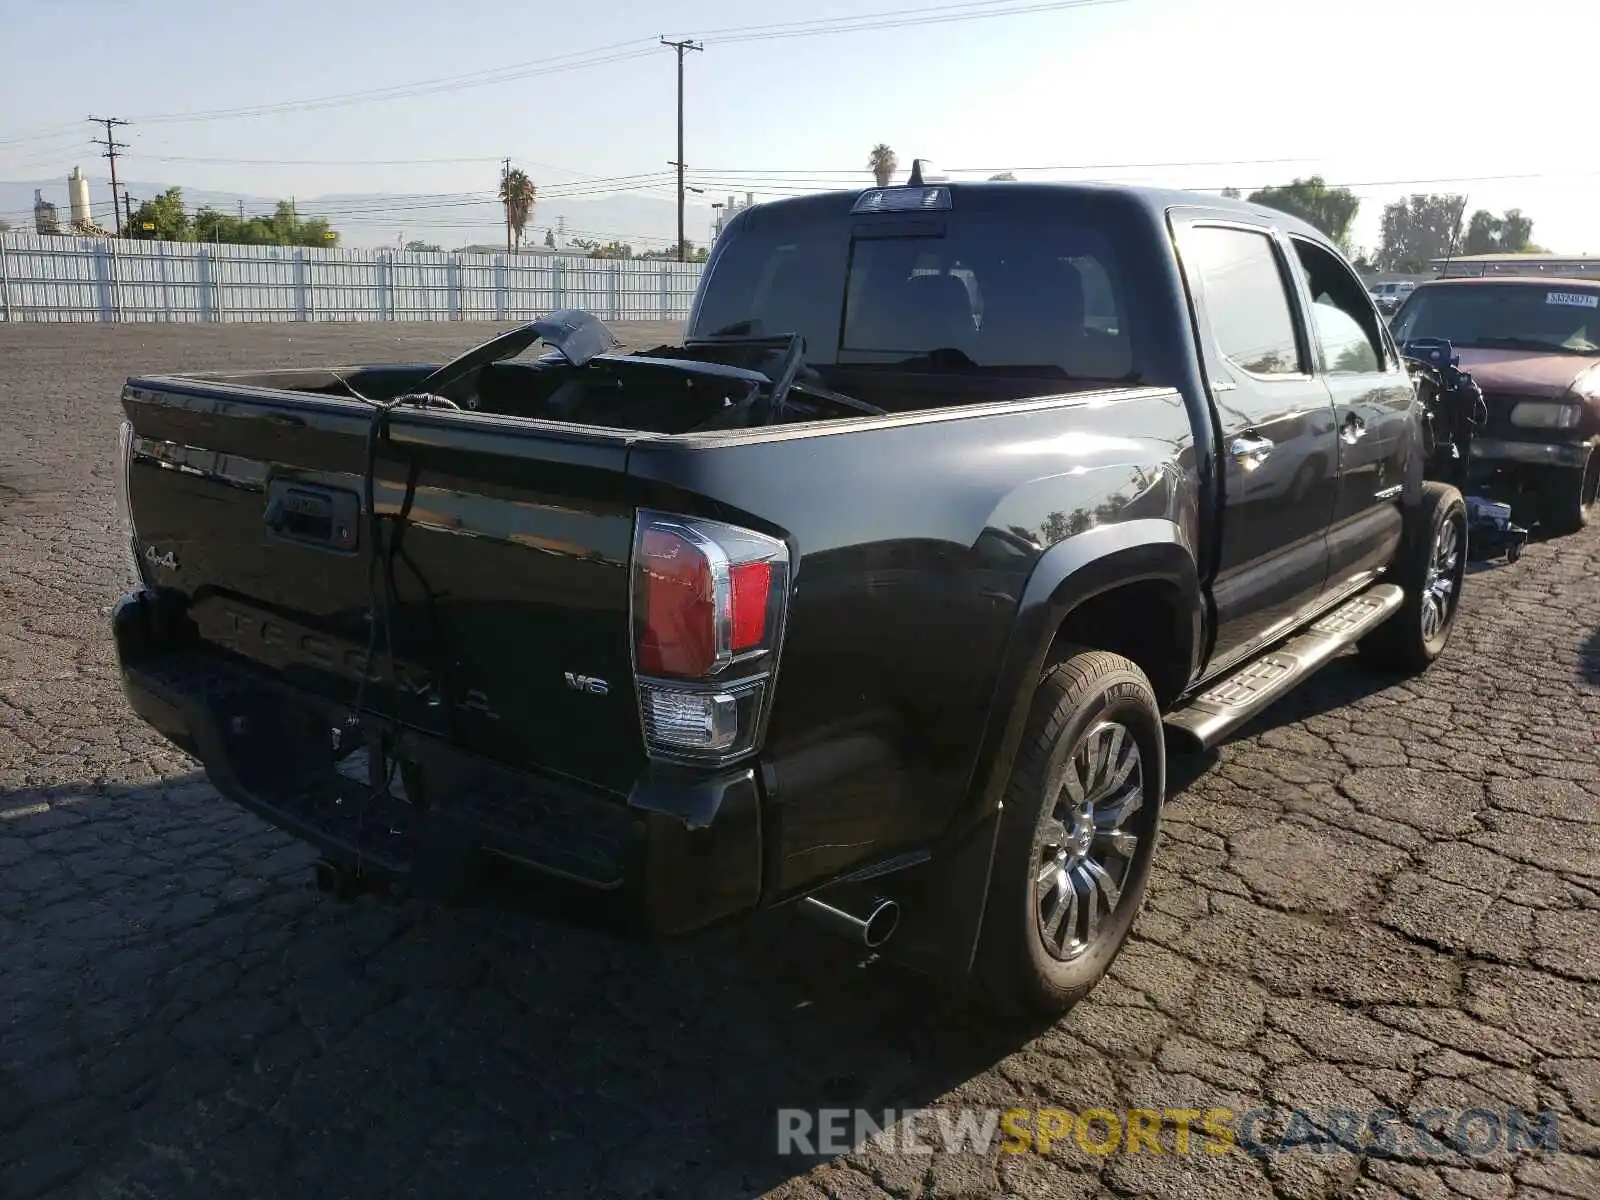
left=0, top=233, right=707, bottom=324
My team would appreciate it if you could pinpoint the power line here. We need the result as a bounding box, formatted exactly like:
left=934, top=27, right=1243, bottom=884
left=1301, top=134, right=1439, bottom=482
left=687, top=155, right=1320, bottom=179
left=5, top=0, right=1124, bottom=139
left=8, top=165, right=1596, bottom=224
left=0, top=175, right=683, bottom=223
left=0, top=122, right=89, bottom=149
left=129, top=41, right=664, bottom=125
left=690, top=0, right=1125, bottom=44
left=125, top=152, right=511, bottom=167
left=685, top=167, right=1600, bottom=198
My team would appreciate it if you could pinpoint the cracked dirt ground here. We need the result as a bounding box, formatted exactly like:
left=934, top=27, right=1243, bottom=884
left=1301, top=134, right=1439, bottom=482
left=1, top=323, right=1597, bottom=1200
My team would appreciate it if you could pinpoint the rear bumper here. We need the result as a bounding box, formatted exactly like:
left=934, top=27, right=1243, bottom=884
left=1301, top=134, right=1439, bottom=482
left=112, top=589, right=762, bottom=935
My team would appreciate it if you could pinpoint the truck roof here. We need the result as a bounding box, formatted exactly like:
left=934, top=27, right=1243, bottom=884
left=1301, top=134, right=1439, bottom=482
left=734, top=180, right=1330, bottom=245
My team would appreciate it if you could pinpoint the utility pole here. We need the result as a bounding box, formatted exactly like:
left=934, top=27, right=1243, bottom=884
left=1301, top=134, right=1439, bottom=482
left=660, top=37, right=702, bottom=263
left=88, top=116, right=130, bottom=234
left=123, top=193, right=136, bottom=237
left=501, top=158, right=512, bottom=253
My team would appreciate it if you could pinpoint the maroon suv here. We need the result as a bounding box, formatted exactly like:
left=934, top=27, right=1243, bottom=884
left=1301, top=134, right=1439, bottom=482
left=1392, top=276, right=1600, bottom=532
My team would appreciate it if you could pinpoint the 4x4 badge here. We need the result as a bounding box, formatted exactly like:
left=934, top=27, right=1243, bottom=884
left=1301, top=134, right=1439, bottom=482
left=144, top=545, right=177, bottom=571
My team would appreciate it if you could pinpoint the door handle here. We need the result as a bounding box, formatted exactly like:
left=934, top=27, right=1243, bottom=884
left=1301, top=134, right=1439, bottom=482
left=1229, top=433, right=1274, bottom=468
left=1341, top=412, right=1368, bottom=444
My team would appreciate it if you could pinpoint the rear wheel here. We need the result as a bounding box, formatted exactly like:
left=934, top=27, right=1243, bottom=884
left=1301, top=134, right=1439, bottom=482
left=975, top=648, right=1165, bottom=1019
left=1538, top=450, right=1598, bottom=535
left=1358, top=482, right=1467, bottom=673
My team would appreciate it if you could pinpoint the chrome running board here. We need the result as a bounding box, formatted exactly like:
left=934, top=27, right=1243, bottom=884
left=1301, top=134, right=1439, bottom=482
left=1165, top=584, right=1404, bottom=750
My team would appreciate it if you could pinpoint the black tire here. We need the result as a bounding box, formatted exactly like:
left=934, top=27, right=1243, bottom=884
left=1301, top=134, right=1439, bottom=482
left=1357, top=481, right=1467, bottom=673
left=1537, top=451, right=1598, bottom=536
left=974, top=647, right=1165, bottom=1019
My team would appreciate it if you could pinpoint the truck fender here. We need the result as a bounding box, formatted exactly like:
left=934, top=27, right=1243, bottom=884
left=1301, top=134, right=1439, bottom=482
left=901, top=519, right=1201, bottom=980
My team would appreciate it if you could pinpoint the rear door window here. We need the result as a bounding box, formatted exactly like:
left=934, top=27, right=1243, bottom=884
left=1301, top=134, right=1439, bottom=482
left=1181, top=226, right=1305, bottom=376
left=1292, top=239, right=1386, bottom=374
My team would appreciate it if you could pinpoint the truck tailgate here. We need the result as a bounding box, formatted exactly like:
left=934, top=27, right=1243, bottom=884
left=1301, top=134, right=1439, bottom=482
left=121, top=378, right=646, bottom=795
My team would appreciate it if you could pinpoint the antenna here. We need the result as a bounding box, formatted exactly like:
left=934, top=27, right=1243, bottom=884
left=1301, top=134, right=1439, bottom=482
left=1440, top=194, right=1470, bottom=278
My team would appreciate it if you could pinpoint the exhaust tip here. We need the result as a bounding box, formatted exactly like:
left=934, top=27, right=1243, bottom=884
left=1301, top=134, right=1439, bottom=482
left=861, top=898, right=899, bottom=949
left=800, top=893, right=900, bottom=949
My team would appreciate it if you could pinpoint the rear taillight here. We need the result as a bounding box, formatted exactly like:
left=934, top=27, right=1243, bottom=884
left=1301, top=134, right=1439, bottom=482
left=115, top=419, right=146, bottom=588
left=631, top=511, right=789, bottom=763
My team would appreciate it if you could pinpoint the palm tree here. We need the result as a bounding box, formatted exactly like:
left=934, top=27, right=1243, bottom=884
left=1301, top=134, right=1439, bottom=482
left=867, top=144, right=897, bottom=188
left=499, top=167, right=537, bottom=250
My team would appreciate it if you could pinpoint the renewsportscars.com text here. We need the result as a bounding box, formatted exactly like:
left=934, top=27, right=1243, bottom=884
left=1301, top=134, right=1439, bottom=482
left=776, top=1105, right=1561, bottom=1160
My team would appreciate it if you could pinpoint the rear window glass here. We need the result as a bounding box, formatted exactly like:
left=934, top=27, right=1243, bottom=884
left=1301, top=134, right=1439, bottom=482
left=691, top=212, right=1136, bottom=380
left=1393, top=284, right=1600, bottom=355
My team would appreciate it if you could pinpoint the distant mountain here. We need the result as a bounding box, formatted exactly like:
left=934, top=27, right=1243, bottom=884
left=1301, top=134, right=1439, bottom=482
left=1, top=177, right=724, bottom=251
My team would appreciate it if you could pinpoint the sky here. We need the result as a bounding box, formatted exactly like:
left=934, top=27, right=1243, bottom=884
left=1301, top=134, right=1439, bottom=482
left=2, top=0, right=1597, bottom=254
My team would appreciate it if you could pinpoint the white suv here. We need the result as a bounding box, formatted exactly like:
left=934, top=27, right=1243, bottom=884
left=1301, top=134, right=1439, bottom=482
left=1369, top=280, right=1416, bottom=314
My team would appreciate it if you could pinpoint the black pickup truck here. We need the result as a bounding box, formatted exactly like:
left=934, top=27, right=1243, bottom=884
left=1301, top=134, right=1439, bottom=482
left=112, top=175, right=1468, bottom=1016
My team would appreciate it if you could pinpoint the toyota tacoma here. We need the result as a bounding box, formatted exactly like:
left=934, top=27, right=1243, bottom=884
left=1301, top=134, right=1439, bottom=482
left=111, top=172, right=1470, bottom=1016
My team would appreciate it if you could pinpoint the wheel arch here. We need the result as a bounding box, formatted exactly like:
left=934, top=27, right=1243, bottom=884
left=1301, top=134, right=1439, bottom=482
left=886, top=519, right=1203, bottom=981
left=972, top=519, right=1201, bottom=824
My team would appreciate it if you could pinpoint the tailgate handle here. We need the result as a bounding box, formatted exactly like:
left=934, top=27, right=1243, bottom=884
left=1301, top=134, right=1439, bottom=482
left=264, top=481, right=360, bottom=552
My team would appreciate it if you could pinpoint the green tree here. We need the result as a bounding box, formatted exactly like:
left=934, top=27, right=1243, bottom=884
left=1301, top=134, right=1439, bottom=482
left=544, top=228, right=556, bottom=248
left=191, top=201, right=337, bottom=247
left=571, top=236, right=636, bottom=258
left=128, top=188, right=191, bottom=241
left=1464, top=209, right=1502, bottom=255
left=641, top=240, right=705, bottom=261
left=867, top=143, right=897, bottom=188
left=404, top=239, right=441, bottom=253
left=0, top=217, right=11, bottom=234
left=1247, top=176, right=1360, bottom=248
left=1220, top=186, right=1241, bottom=199
left=1378, top=194, right=1466, bottom=272
left=1500, top=209, right=1537, bottom=252
left=499, top=167, right=537, bottom=249
left=1465, top=207, right=1540, bottom=255
left=988, top=171, right=1016, bottom=181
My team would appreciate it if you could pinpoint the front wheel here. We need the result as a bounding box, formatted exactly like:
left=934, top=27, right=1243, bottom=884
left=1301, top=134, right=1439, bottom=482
left=975, top=648, right=1165, bottom=1019
left=1538, top=450, right=1598, bottom=536
left=1357, top=482, right=1467, bottom=673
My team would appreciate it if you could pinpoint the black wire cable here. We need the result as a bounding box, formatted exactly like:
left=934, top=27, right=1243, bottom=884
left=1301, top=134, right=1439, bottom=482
left=329, top=372, right=469, bottom=876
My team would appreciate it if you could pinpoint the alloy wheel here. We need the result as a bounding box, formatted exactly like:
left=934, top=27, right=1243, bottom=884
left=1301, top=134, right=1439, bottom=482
left=1421, top=511, right=1464, bottom=643
left=1034, top=720, right=1146, bottom=961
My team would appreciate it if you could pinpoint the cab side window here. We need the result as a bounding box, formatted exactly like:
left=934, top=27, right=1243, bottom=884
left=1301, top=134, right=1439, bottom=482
left=1184, top=226, right=1304, bottom=376
left=1293, top=239, right=1386, bottom=375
